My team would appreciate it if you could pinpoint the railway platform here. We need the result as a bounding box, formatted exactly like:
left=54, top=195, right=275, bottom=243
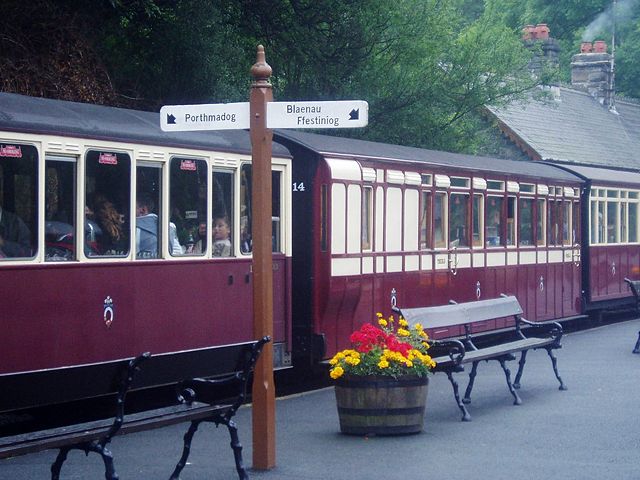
left=2, top=317, right=639, bottom=480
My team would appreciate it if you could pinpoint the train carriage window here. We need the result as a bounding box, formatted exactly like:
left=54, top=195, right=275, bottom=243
left=472, top=194, right=483, bottom=247
left=590, top=198, right=597, bottom=244
left=0, top=143, right=37, bottom=260
left=573, top=201, right=580, bottom=245
left=562, top=200, right=572, bottom=245
left=629, top=201, right=638, bottom=243
left=85, top=150, right=130, bottom=258
left=449, top=192, right=469, bottom=248
left=606, top=198, right=619, bottom=244
left=136, top=163, right=164, bottom=259
left=519, top=198, right=534, bottom=246
left=548, top=199, right=561, bottom=246
left=321, top=184, right=328, bottom=251
left=211, top=170, right=234, bottom=257
left=272, top=171, right=282, bottom=253
left=45, top=156, right=76, bottom=261
left=239, top=165, right=282, bottom=254
left=486, top=196, right=504, bottom=247
left=597, top=201, right=605, bottom=244
left=620, top=202, right=628, bottom=243
left=507, top=196, right=516, bottom=246
left=420, top=191, right=432, bottom=250
left=362, top=186, right=373, bottom=251
left=169, top=157, right=207, bottom=256
left=536, top=199, right=546, bottom=246
left=434, top=192, right=447, bottom=249
left=241, top=164, right=252, bottom=253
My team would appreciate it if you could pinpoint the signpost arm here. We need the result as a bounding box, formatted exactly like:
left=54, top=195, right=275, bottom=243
left=250, top=45, right=276, bottom=470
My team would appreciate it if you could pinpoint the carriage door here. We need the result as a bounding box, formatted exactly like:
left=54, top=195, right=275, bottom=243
left=561, top=189, right=581, bottom=316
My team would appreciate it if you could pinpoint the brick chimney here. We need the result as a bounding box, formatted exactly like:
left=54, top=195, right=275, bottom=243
left=571, top=40, right=614, bottom=107
left=522, top=23, right=560, bottom=75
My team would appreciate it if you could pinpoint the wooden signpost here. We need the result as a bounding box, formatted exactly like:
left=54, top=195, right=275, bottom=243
left=161, top=45, right=368, bottom=470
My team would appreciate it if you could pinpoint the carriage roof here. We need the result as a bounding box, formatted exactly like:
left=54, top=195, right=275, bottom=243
left=0, top=92, right=291, bottom=157
left=276, top=129, right=583, bottom=184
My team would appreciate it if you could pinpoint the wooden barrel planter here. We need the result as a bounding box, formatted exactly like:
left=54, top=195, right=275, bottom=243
left=334, top=375, right=429, bottom=435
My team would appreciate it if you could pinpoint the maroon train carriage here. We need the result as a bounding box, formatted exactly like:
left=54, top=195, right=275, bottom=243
left=276, top=130, right=588, bottom=365
left=0, top=92, right=293, bottom=414
left=549, top=163, right=640, bottom=310
left=2, top=92, right=639, bottom=415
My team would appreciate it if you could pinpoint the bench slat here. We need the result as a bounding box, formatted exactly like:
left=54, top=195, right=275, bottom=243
left=431, top=337, right=554, bottom=368
left=399, top=296, right=523, bottom=329
left=0, top=403, right=232, bottom=459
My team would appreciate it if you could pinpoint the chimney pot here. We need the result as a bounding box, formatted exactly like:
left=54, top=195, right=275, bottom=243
left=581, top=42, right=593, bottom=53
left=593, top=40, right=607, bottom=53
left=522, top=24, right=536, bottom=40
left=535, top=23, right=550, bottom=40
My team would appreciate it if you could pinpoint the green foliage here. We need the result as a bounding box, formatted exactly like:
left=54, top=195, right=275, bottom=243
left=3, top=0, right=638, bottom=154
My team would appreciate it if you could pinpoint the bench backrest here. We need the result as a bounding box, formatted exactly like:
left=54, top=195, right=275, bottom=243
left=0, top=339, right=267, bottom=414
left=398, top=296, right=523, bottom=330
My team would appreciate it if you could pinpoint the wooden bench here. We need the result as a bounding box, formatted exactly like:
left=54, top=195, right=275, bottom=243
left=623, top=278, right=640, bottom=354
left=394, top=296, right=565, bottom=421
left=0, top=336, right=270, bottom=480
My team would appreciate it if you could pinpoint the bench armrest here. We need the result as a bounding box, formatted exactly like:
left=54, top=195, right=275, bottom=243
left=518, top=317, right=563, bottom=344
left=429, top=338, right=466, bottom=365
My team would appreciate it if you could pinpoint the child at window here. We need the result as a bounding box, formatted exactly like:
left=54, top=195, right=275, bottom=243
left=212, top=215, right=232, bottom=257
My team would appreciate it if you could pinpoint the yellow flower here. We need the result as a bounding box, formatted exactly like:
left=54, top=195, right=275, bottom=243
left=376, top=312, right=383, bottom=318
left=329, top=357, right=339, bottom=366
left=345, top=356, right=360, bottom=366
left=397, top=328, right=410, bottom=337
left=378, top=319, right=388, bottom=327
left=399, top=318, right=409, bottom=328
left=377, top=359, right=389, bottom=369
left=330, top=366, right=344, bottom=379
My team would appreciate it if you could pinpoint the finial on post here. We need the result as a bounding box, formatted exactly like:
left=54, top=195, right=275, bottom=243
left=251, top=45, right=272, bottom=84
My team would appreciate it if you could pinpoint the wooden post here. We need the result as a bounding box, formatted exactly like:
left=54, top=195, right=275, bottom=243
left=249, top=45, right=276, bottom=470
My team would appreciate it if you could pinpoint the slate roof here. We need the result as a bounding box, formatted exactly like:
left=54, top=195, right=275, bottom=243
left=0, top=92, right=291, bottom=157
left=487, top=87, right=640, bottom=172
left=275, top=129, right=581, bottom=183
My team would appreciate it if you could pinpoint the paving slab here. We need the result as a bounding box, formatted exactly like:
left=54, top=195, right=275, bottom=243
left=2, top=318, right=639, bottom=480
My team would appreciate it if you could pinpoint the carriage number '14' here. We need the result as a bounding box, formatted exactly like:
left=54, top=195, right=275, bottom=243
left=292, top=182, right=305, bottom=192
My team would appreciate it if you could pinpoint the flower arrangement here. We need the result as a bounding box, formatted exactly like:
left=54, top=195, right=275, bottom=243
left=329, top=313, right=436, bottom=380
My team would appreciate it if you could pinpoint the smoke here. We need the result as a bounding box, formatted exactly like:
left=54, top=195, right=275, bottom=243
left=582, top=0, right=640, bottom=41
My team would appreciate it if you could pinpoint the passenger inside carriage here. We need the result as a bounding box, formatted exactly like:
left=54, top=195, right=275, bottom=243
left=136, top=193, right=183, bottom=258
left=212, top=215, right=232, bottom=257
left=193, top=216, right=232, bottom=257
left=0, top=203, right=31, bottom=258
left=136, top=193, right=159, bottom=258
